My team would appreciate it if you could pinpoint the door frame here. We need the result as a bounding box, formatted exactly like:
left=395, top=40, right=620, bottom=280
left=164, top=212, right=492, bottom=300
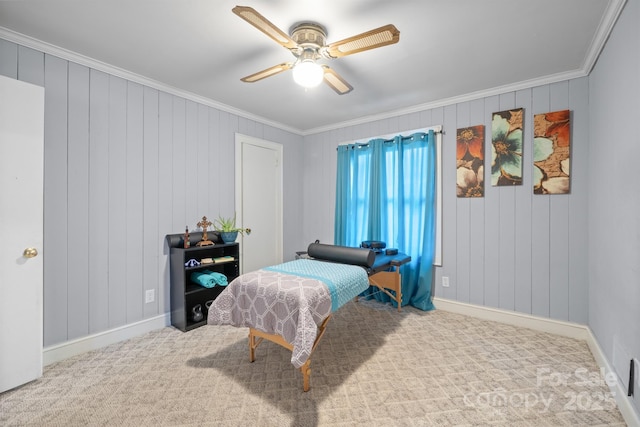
left=234, top=133, right=283, bottom=273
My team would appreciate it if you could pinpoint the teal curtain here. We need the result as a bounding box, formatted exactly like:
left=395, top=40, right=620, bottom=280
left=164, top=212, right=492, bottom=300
left=334, top=130, right=437, bottom=311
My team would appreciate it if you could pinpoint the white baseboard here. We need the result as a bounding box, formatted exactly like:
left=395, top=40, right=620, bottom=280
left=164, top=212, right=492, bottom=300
left=433, top=297, right=640, bottom=427
left=585, top=328, right=640, bottom=427
left=432, top=297, right=589, bottom=339
left=43, top=313, right=171, bottom=366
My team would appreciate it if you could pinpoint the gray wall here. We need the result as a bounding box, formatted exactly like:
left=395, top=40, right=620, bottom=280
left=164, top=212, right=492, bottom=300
left=589, top=0, right=640, bottom=414
left=301, top=1, right=639, bottom=415
left=0, top=39, right=304, bottom=347
left=303, top=78, right=590, bottom=324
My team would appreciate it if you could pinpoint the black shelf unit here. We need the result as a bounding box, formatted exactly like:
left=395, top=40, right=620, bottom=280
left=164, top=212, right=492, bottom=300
left=166, top=232, right=239, bottom=332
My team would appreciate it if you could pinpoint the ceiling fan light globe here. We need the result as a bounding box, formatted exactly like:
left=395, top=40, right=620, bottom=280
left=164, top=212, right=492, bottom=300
left=292, top=61, right=324, bottom=88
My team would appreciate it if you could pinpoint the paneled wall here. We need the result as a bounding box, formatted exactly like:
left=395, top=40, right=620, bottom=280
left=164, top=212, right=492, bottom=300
left=303, top=78, right=589, bottom=324
left=588, top=0, right=640, bottom=414
left=0, top=39, right=303, bottom=347
left=0, top=35, right=591, bottom=345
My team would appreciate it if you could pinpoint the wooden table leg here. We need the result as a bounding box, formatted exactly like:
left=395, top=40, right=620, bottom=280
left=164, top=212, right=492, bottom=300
left=247, top=316, right=332, bottom=392
left=248, top=329, right=256, bottom=363
left=369, top=270, right=403, bottom=311
left=300, top=360, right=311, bottom=392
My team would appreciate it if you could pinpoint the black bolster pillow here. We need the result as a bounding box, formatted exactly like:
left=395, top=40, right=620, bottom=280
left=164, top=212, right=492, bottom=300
left=307, top=243, right=375, bottom=268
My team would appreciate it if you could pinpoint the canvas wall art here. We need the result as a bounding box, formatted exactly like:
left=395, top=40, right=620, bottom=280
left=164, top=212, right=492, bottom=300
left=456, top=125, right=484, bottom=197
left=491, top=108, right=523, bottom=186
left=533, top=109, right=571, bottom=194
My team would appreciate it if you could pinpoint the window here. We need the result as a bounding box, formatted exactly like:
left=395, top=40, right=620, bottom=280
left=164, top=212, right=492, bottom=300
left=334, top=127, right=442, bottom=310
left=337, top=126, right=442, bottom=265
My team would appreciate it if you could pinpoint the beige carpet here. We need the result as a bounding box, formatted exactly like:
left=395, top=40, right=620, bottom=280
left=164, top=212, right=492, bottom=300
left=0, top=300, right=627, bottom=426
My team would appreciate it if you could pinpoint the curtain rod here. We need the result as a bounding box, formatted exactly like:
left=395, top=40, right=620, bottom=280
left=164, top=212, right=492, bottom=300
left=336, top=125, right=444, bottom=149
left=382, top=127, right=443, bottom=143
left=337, top=125, right=443, bottom=150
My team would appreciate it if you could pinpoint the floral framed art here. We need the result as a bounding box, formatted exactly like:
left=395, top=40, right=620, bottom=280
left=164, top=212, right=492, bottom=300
left=456, top=125, right=484, bottom=197
left=533, top=109, right=571, bottom=194
left=491, top=108, right=523, bottom=186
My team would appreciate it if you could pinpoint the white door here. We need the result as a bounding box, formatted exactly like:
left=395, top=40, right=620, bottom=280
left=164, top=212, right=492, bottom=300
left=235, top=134, right=283, bottom=273
left=0, top=75, right=45, bottom=393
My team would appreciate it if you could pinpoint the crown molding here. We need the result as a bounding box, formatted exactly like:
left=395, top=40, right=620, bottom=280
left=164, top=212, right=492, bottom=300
left=297, top=0, right=629, bottom=136
left=0, top=26, right=305, bottom=136
left=581, top=0, right=627, bottom=72
left=0, top=0, right=626, bottom=138
left=301, top=68, right=588, bottom=136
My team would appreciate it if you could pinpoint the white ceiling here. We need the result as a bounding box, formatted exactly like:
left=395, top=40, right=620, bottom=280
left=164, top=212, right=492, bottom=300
left=0, top=0, right=625, bottom=134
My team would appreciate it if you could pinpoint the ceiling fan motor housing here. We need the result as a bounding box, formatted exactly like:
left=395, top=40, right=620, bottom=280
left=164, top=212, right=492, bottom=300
left=290, top=23, right=327, bottom=57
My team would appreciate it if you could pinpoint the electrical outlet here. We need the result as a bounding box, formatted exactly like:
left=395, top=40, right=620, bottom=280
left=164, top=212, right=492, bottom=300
left=145, top=289, right=155, bottom=304
left=442, top=276, right=450, bottom=287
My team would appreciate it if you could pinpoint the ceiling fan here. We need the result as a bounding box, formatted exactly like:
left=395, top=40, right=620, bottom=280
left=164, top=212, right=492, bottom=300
left=232, top=6, right=400, bottom=94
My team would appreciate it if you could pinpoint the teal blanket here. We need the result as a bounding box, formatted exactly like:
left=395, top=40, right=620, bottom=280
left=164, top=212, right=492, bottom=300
left=264, top=259, right=369, bottom=312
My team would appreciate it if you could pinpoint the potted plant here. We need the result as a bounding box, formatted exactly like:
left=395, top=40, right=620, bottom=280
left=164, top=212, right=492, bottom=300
left=213, top=213, right=251, bottom=243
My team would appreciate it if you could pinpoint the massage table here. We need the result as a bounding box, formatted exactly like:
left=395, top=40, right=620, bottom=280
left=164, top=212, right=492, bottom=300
left=207, top=242, right=410, bottom=391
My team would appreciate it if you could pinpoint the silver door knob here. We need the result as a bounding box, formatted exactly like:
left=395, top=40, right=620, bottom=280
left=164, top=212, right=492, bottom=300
left=23, top=247, right=38, bottom=258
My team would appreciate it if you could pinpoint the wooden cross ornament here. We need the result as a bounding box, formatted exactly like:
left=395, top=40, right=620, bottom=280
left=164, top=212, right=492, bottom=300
left=196, top=216, right=214, bottom=247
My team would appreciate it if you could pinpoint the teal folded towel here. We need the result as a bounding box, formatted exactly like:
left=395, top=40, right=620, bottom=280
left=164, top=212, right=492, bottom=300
left=204, top=270, right=228, bottom=286
left=190, top=271, right=228, bottom=288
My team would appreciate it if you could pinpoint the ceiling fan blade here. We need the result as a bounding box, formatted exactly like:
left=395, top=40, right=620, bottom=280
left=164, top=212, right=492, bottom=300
left=241, top=63, right=293, bottom=83
left=324, top=24, right=400, bottom=58
left=322, top=66, right=353, bottom=95
left=232, top=6, right=298, bottom=50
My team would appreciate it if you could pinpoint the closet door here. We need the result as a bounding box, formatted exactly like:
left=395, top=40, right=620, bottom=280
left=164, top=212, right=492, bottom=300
left=0, top=75, right=45, bottom=393
left=235, top=134, right=283, bottom=274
